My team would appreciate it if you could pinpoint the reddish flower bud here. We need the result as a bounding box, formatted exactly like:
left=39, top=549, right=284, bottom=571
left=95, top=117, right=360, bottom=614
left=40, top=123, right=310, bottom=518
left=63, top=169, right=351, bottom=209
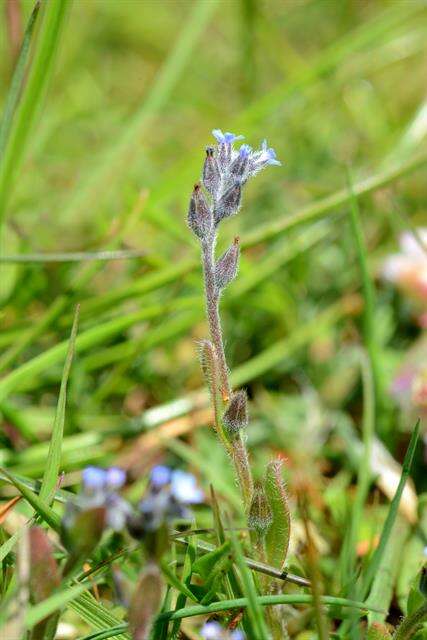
left=215, top=237, right=240, bottom=290
left=202, top=147, right=221, bottom=197
left=187, top=183, right=213, bottom=240
left=223, top=389, right=248, bottom=435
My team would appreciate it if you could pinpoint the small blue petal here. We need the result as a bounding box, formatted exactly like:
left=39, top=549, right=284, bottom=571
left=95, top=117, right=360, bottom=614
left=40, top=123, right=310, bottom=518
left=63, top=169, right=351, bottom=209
left=106, top=467, right=126, bottom=488
left=259, top=140, right=281, bottom=166
left=239, top=144, right=252, bottom=157
left=150, top=465, right=172, bottom=488
left=231, top=632, right=245, bottom=640
left=171, top=470, right=204, bottom=504
left=224, top=131, right=244, bottom=143
left=212, top=129, right=226, bottom=143
left=82, top=466, right=107, bottom=489
left=201, top=621, right=223, bottom=639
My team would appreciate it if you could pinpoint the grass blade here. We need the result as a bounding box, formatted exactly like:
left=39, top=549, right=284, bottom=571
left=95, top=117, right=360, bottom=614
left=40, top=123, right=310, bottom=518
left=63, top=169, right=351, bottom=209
left=0, top=0, right=71, bottom=229
left=0, top=1, right=41, bottom=157
left=362, top=419, right=421, bottom=598
left=156, top=593, right=384, bottom=622
left=229, top=527, right=270, bottom=639
left=39, top=306, right=79, bottom=505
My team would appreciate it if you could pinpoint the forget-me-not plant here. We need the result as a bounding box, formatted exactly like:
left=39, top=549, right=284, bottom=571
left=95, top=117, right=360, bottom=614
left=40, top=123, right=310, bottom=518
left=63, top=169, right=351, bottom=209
left=187, top=129, right=281, bottom=510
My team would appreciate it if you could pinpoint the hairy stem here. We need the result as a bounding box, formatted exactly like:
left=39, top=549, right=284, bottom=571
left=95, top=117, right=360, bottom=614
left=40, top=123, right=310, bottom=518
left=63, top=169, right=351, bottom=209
left=231, top=434, right=254, bottom=508
left=201, top=232, right=253, bottom=507
left=201, top=235, right=231, bottom=401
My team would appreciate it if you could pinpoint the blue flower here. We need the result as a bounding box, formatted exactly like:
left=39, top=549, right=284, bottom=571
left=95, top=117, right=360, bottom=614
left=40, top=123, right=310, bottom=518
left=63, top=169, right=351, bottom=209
left=82, top=466, right=107, bottom=490
left=260, top=139, right=281, bottom=166
left=82, top=466, right=126, bottom=491
left=201, top=621, right=245, bottom=639
left=106, top=467, right=126, bottom=489
left=129, top=467, right=204, bottom=536
left=201, top=622, right=223, bottom=639
left=239, top=144, right=252, bottom=157
left=212, top=129, right=244, bottom=145
left=150, top=465, right=172, bottom=488
left=66, top=466, right=131, bottom=532
left=170, top=470, right=204, bottom=504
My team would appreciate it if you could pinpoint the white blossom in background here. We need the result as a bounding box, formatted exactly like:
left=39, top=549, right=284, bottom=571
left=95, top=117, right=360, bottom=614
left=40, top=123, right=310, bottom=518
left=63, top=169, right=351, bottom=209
left=382, top=229, right=427, bottom=326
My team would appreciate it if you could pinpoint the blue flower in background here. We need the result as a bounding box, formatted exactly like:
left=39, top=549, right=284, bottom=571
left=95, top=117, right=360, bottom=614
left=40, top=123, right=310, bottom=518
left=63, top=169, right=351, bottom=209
left=83, top=466, right=126, bottom=491
left=130, top=466, right=204, bottom=534
left=201, top=621, right=245, bottom=640
left=150, top=465, right=172, bottom=488
left=65, top=466, right=130, bottom=532
left=170, top=470, right=204, bottom=504
left=82, top=466, right=108, bottom=490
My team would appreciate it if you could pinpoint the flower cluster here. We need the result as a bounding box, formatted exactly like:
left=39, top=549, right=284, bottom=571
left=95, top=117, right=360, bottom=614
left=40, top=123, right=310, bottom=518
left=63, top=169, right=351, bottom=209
left=188, top=129, right=281, bottom=242
left=62, top=465, right=203, bottom=544
left=132, top=465, right=204, bottom=533
left=63, top=466, right=130, bottom=533
left=201, top=621, right=245, bottom=640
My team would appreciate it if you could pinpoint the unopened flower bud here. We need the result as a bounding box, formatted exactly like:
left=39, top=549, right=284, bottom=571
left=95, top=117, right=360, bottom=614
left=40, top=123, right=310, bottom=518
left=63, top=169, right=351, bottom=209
left=214, top=181, right=241, bottom=224
left=188, top=183, right=213, bottom=240
left=215, top=237, right=240, bottom=290
left=223, top=390, right=248, bottom=435
left=248, top=481, right=273, bottom=537
left=202, top=147, right=221, bottom=197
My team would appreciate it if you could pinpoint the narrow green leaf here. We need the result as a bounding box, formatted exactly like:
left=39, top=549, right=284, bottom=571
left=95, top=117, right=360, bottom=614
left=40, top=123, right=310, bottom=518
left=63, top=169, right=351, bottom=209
left=367, top=518, right=410, bottom=624
left=170, top=539, right=197, bottom=638
left=229, top=529, right=270, bottom=640
left=40, top=306, right=79, bottom=505
left=0, top=1, right=41, bottom=156
left=362, top=419, right=421, bottom=598
left=78, top=626, right=128, bottom=640
left=193, top=541, right=231, bottom=580
left=25, top=582, right=90, bottom=628
left=160, top=559, right=198, bottom=603
left=264, top=459, right=291, bottom=572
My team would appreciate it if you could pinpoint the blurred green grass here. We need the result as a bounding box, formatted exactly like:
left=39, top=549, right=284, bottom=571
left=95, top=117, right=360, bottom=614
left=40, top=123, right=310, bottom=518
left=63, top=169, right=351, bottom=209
left=0, top=0, right=426, bottom=464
